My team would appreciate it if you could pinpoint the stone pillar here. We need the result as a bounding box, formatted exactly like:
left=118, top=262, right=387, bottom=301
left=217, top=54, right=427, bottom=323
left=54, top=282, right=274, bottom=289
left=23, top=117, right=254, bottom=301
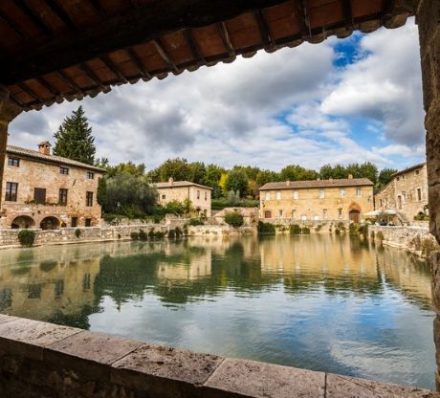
left=417, top=0, right=440, bottom=390
left=0, top=88, right=21, bottom=214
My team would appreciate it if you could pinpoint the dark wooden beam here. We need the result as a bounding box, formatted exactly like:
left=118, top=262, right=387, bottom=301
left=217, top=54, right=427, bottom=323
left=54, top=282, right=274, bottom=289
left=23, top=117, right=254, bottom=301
left=36, top=76, right=58, bottom=96
left=254, top=10, right=272, bottom=46
left=217, top=22, right=235, bottom=58
left=0, top=0, right=288, bottom=85
left=0, top=10, right=27, bottom=39
left=15, top=0, right=53, bottom=36
left=295, top=0, right=311, bottom=39
left=78, top=63, right=106, bottom=89
left=153, top=39, right=180, bottom=74
left=126, top=48, right=152, bottom=80
left=100, top=55, right=128, bottom=83
left=89, top=0, right=104, bottom=13
left=17, top=82, right=39, bottom=101
left=184, top=29, right=206, bottom=64
left=342, top=0, right=353, bottom=26
left=44, top=0, right=78, bottom=31
left=55, top=70, right=81, bottom=92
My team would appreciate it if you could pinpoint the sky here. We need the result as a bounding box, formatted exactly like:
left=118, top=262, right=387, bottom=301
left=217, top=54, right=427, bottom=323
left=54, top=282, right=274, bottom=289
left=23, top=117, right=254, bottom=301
left=9, top=18, right=425, bottom=172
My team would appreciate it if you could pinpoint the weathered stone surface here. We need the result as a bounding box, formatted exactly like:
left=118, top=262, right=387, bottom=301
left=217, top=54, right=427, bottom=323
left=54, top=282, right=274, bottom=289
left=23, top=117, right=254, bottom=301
left=432, top=252, right=440, bottom=312
left=204, top=358, right=325, bottom=398
left=48, top=330, right=143, bottom=365
left=112, top=343, right=223, bottom=396
left=0, top=314, right=20, bottom=325
left=326, top=373, right=438, bottom=398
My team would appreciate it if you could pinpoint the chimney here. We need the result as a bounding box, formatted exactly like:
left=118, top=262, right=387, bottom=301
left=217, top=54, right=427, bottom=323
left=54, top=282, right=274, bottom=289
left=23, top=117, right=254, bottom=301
left=348, top=174, right=353, bottom=179
left=38, top=141, right=51, bottom=155
left=168, top=177, right=174, bottom=185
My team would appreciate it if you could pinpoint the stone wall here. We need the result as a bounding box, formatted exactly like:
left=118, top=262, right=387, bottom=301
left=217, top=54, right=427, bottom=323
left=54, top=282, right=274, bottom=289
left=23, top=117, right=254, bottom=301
left=0, top=314, right=436, bottom=398
left=187, top=225, right=256, bottom=237
left=370, top=225, right=438, bottom=258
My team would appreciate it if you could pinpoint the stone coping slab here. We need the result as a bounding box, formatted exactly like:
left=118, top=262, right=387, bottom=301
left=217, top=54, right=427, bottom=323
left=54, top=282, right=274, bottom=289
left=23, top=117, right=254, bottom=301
left=0, top=314, right=437, bottom=398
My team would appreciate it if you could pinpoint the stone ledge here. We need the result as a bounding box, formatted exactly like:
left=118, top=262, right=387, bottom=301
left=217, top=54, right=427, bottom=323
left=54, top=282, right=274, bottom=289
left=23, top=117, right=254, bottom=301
left=0, top=315, right=437, bottom=398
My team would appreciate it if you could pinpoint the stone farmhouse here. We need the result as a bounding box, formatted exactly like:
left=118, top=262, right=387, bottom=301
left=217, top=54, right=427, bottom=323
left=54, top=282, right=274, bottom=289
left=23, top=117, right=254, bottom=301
left=375, top=163, right=428, bottom=222
left=1, top=142, right=105, bottom=229
left=259, top=176, right=374, bottom=223
left=154, top=178, right=212, bottom=217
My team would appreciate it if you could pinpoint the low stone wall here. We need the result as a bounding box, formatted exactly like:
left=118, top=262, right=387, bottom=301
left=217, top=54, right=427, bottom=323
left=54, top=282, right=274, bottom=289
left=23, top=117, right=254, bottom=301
left=187, top=225, right=256, bottom=237
left=0, top=314, right=435, bottom=398
left=370, top=225, right=439, bottom=257
left=0, top=223, right=182, bottom=248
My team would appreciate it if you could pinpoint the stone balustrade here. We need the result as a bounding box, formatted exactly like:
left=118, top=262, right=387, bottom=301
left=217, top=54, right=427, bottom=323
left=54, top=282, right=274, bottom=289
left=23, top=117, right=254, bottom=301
left=0, top=314, right=437, bottom=398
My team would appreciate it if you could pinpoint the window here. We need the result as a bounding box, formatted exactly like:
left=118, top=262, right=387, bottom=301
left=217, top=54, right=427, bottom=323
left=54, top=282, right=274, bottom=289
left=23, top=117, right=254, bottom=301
left=83, top=273, right=91, bottom=291
left=340, top=189, right=346, bottom=197
left=356, top=187, right=362, bottom=197
left=278, top=209, right=283, bottom=217
left=86, top=191, right=93, bottom=207
left=87, top=171, right=94, bottom=179
left=396, top=177, right=400, bottom=181
left=402, top=191, right=407, bottom=200
left=380, top=199, right=383, bottom=207
left=5, top=182, right=18, bottom=201
left=59, top=188, right=68, bottom=205
left=415, top=170, right=420, bottom=175
left=71, top=217, right=78, bottom=228
left=205, top=191, right=208, bottom=201
left=265, top=192, right=271, bottom=200
left=338, top=208, right=342, bottom=218
left=28, top=284, right=41, bottom=299
left=55, top=280, right=64, bottom=298
left=34, top=188, right=46, bottom=204
left=323, top=209, right=327, bottom=219
left=7, top=157, right=20, bottom=167
left=197, top=190, right=200, bottom=199
left=276, top=191, right=281, bottom=200
left=293, top=191, right=299, bottom=200
left=60, top=166, right=69, bottom=175
left=417, top=188, right=422, bottom=201
left=161, top=194, right=166, bottom=199
left=292, top=209, right=296, bottom=219
left=85, top=218, right=92, bottom=227
left=319, top=189, right=325, bottom=199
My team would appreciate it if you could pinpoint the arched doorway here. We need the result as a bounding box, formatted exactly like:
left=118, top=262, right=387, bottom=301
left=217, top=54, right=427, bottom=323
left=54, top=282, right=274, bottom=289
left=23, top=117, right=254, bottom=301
left=40, top=216, right=60, bottom=230
left=348, top=203, right=361, bottom=223
left=11, top=216, right=35, bottom=229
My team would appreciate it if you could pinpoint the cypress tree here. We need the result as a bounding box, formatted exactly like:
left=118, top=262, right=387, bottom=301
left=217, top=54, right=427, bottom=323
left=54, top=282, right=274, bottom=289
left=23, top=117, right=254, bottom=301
left=53, top=106, right=96, bottom=165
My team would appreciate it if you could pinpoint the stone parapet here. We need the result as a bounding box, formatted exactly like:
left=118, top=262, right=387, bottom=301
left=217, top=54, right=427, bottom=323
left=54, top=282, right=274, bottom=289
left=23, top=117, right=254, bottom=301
left=0, top=314, right=436, bottom=398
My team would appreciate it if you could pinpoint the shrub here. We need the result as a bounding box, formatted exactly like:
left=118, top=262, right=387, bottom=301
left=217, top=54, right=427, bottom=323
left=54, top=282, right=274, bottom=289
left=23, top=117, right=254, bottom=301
left=74, top=228, right=81, bottom=238
left=301, top=227, right=310, bottom=234
left=148, top=229, right=155, bottom=240
left=139, top=229, right=148, bottom=241
left=154, top=231, right=166, bottom=240
left=188, top=218, right=204, bottom=226
left=224, top=212, right=244, bottom=228
left=18, top=230, right=35, bottom=247
left=290, top=224, right=301, bottom=235
left=422, top=238, right=437, bottom=257
left=130, top=232, right=139, bottom=241
left=414, top=212, right=429, bottom=221
left=258, top=221, right=275, bottom=235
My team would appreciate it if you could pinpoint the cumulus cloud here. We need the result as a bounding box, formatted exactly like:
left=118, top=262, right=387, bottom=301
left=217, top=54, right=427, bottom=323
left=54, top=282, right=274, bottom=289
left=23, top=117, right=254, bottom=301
left=9, top=19, right=425, bottom=171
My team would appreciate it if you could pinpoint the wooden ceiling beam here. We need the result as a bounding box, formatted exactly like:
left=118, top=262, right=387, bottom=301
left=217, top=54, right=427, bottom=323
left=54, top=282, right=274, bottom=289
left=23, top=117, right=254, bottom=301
left=217, top=22, right=235, bottom=58
left=55, top=70, right=81, bottom=92
left=126, top=48, right=152, bottom=80
left=184, top=29, right=206, bottom=65
left=15, top=0, right=53, bottom=36
left=44, top=0, right=78, bottom=31
left=36, top=76, right=58, bottom=96
left=100, top=55, right=128, bottom=84
left=342, top=0, right=353, bottom=26
left=0, top=10, right=27, bottom=39
left=254, top=10, right=272, bottom=47
left=153, top=39, right=180, bottom=74
left=78, top=63, right=106, bottom=90
left=295, top=0, right=311, bottom=39
left=0, top=0, right=288, bottom=85
left=17, top=82, right=39, bottom=101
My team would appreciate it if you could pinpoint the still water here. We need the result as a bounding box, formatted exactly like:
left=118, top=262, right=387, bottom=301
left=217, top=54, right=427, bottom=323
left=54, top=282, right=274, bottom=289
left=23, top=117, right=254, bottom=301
left=0, top=235, right=435, bottom=388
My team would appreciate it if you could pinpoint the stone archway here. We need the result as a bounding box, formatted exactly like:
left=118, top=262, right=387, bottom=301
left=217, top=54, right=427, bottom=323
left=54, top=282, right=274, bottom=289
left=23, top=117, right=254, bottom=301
left=40, top=216, right=60, bottom=230
left=348, top=203, right=361, bottom=223
left=11, top=216, right=35, bottom=229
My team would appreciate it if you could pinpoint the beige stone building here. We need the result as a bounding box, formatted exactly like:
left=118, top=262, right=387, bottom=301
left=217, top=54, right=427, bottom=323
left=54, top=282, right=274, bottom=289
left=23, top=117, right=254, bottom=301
left=259, top=177, right=374, bottom=223
left=375, top=163, right=428, bottom=222
left=154, top=178, right=212, bottom=217
left=0, top=142, right=105, bottom=229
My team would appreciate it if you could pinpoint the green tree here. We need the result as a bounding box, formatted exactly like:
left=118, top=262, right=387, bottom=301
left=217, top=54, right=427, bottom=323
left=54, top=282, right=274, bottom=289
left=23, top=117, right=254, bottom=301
left=189, top=162, right=206, bottom=184
left=204, top=164, right=225, bottom=198
left=378, top=168, right=397, bottom=188
left=157, top=158, right=192, bottom=181
left=53, top=106, right=96, bottom=165
left=256, top=170, right=280, bottom=187
left=225, top=169, right=249, bottom=197
left=280, top=165, right=318, bottom=181
left=358, top=162, right=378, bottom=185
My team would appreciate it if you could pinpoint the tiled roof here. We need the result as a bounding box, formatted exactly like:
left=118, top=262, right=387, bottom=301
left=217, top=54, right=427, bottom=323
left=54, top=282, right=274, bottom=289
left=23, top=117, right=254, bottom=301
left=392, top=162, right=426, bottom=178
left=6, top=145, right=105, bottom=173
left=259, top=178, right=374, bottom=191
left=154, top=181, right=213, bottom=190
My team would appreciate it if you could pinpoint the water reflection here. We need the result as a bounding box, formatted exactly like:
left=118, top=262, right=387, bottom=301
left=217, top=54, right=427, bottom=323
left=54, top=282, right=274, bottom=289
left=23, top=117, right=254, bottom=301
left=0, top=235, right=434, bottom=388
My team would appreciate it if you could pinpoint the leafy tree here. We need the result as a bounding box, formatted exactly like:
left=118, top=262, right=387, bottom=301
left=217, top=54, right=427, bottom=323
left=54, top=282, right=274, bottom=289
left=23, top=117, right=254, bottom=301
left=225, top=169, right=249, bottom=197
left=105, top=161, right=146, bottom=178
left=224, top=212, right=244, bottom=228
left=358, top=162, right=378, bottom=185
left=189, top=162, right=206, bottom=184
left=204, top=164, right=225, bottom=198
left=53, top=106, right=96, bottom=165
left=256, top=170, right=280, bottom=186
left=378, top=168, right=398, bottom=188
left=158, top=158, right=192, bottom=181
left=280, top=165, right=318, bottom=181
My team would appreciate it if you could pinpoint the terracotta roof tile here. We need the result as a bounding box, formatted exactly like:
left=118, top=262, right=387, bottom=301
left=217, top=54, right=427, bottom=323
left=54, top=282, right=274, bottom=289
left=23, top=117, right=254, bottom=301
left=154, top=181, right=213, bottom=190
left=259, top=178, right=374, bottom=191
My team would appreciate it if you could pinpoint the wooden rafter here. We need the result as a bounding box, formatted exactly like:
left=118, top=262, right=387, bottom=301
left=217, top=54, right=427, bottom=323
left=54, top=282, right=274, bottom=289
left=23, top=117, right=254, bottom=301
left=15, top=0, right=53, bottom=36
left=45, top=0, right=78, bottom=31
left=0, top=10, right=27, bottom=39
left=78, top=63, right=105, bottom=89
left=126, top=48, right=152, bottom=80
left=17, top=82, right=39, bottom=101
left=36, top=76, right=58, bottom=96
left=184, top=29, right=206, bottom=64
left=342, top=0, right=353, bottom=25
left=217, top=22, right=235, bottom=58
left=254, top=10, right=272, bottom=47
left=100, top=55, right=128, bottom=84
left=153, top=39, right=179, bottom=74
left=295, top=0, right=311, bottom=39
left=55, top=70, right=81, bottom=92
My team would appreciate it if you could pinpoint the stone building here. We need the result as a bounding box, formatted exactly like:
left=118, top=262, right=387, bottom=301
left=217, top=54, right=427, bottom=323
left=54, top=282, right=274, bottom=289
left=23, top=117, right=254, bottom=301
left=154, top=178, right=212, bottom=217
left=375, top=163, right=428, bottom=222
left=259, top=177, right=374, bottom=223
left=0, top=142, right=105, bottom=229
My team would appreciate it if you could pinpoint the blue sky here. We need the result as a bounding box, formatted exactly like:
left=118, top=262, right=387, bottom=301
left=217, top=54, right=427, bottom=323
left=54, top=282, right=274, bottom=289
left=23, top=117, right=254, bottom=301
left=10, top=19, right=425, bottom=172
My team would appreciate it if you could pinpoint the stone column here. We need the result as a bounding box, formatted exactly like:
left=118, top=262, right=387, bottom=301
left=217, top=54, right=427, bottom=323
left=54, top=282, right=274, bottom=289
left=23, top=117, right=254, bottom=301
left=0, top=88, right=21, bottom=214
left=417, top=0, right=440, bottom=390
